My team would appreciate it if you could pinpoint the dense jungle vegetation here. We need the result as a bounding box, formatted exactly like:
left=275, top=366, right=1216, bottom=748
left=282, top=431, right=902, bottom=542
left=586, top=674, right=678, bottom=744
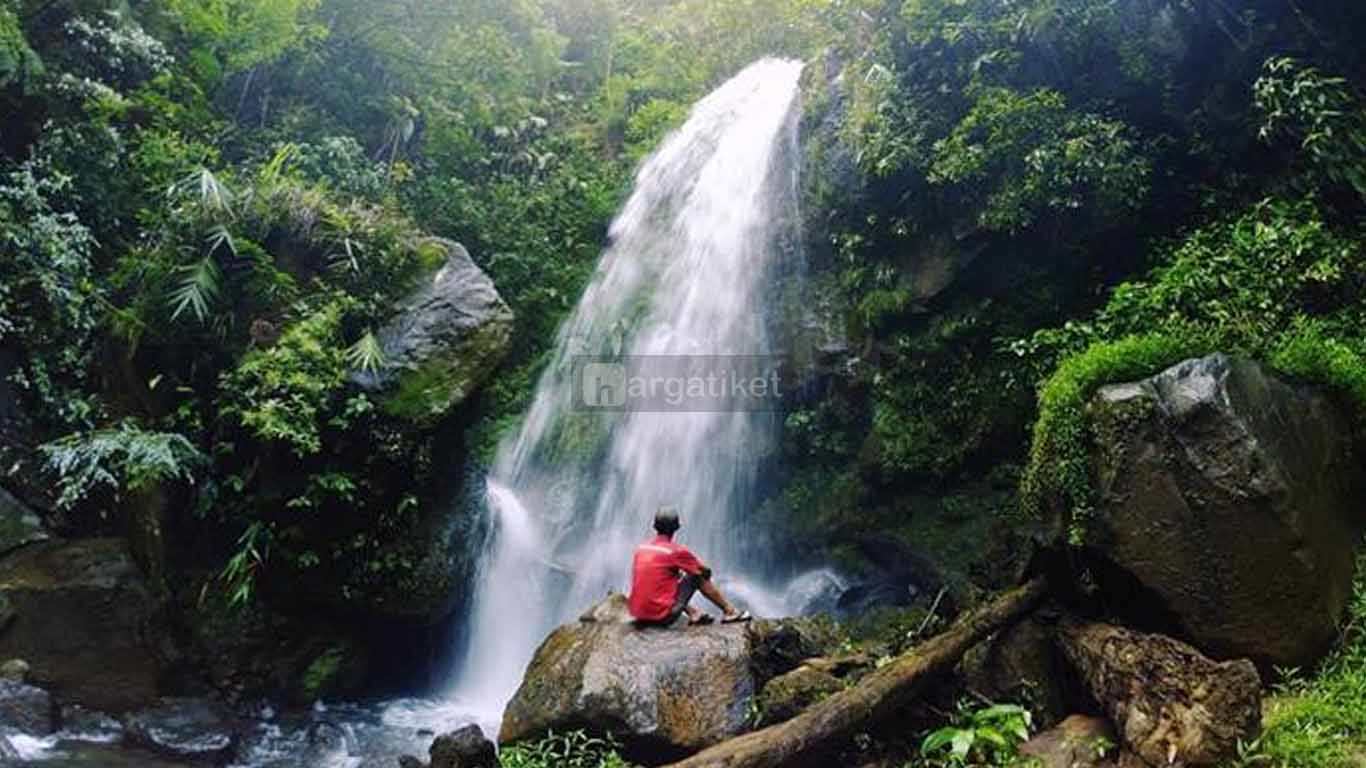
left=5, top=0, right=1366, bottom=763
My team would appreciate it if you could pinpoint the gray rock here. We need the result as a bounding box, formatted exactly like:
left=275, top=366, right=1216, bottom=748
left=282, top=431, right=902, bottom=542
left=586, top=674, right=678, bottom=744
left=500, top=594, right=828, bottom=764
left=0, top=539, right=167, bottom=712
left=123, top=698, right=241, bottom=764
left=0, top=487, right=48, bottom=557
left=1086, top=353, right=1363, bottom=669
left=351, top=239, right=514, bottom=425
left=430, top=724, right=498, bottom=768
left=0, top=679, right=53, bottom=734
left=1018, top=715, right=1119, bottom=768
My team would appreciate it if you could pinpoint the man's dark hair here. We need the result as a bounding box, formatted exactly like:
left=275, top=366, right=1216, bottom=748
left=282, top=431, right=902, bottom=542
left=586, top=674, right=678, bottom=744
left=654, top=505, right=681, bottom=535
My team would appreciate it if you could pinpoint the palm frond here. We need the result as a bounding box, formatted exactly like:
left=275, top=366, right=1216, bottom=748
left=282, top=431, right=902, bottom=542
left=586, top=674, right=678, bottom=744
left=204, top=224, right=237, bottom=258
left=328, top=237, right=364, bottom=274
left=171, top=168, right=235, bottom=218
left=347, top=329, right=387, bottom=375
left=168, top=256, right=223, bottom=323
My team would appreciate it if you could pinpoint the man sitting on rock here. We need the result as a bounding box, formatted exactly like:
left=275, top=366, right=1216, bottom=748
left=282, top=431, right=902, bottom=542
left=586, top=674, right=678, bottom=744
left=628, top=506, right=752, bottom=627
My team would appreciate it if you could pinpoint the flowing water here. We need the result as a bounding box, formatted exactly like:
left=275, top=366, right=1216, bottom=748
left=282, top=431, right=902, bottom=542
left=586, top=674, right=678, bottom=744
left=449, top=57, right=831, bottom=725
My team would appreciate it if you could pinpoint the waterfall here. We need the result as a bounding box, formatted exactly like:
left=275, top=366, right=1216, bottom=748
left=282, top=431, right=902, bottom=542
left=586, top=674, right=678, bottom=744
left=450, top=58, right=821, bottom=724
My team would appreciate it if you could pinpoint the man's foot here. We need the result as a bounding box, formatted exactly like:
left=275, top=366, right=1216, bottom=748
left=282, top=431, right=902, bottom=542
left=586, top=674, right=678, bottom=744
left=721, top=610, right=753, bottom=624
left=689, top=613, right=715, bottom=626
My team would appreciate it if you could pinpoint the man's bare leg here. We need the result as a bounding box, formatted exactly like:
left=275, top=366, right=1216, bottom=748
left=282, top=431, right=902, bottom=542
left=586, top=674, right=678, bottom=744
left=698, top=578, right=743, bottom=620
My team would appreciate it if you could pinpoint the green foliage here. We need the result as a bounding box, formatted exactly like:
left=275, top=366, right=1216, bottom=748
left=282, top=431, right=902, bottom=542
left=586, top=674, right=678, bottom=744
left=929, top=87, right=1149, bottom=233
left=0, top=2, right=41, bottom=88
left=499, top=730, right=634, bottom=768
left=40, top=421, right=205, bottom=510
left=919, top=702, right=1033, bottom=767
left=1256, top=57, right=1366, bottom=201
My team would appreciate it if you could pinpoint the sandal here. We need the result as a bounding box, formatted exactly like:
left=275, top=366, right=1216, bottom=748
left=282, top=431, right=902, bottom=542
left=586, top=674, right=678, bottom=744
left=690, top=614, right=715, bottom=626
left=721, top=610, right=753, bottom=624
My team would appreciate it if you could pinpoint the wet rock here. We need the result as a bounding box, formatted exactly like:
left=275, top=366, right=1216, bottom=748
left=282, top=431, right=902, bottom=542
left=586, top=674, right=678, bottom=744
left=1086, top=353, right=1363, bottom=670
left=0, top=734, right=17, bottom=760
left=0, top=679, right=54, bottom=734
left=1019, top=715, right=1119, bottom=768
left=959, top=616, right=1069, bottom=727
left=430, top=724, right=499, bottom=768
left=123, top=698, right=241, bottom=764
left=756, top=666, right=842, bottom=726
left=0, top=539, right=166, bottom=712
left=0, top=487, right=47, bottom=557
left=351, top=239, right=514, bottom=425
left=501, top=595, right=826, bottom=764
left=398, top=757, right=426, bottom=768
left=0, top=660, right=26, bottom=684
left=59, top=704, right=123, bottom=741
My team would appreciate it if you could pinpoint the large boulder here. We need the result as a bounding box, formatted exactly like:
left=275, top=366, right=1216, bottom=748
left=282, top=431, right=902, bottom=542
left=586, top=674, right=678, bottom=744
left=429, top=724, right=499, bottom=768
left=500, top=594, right=833, bottom=764
left=352, top=239, right=514, bottom=425
left=1085, top=353, right=1363, bottom=669
left=0, top=539, right=167, bottom=712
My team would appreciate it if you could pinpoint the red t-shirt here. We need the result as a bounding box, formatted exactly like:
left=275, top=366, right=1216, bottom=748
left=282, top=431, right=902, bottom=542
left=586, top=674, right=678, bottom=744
left=628, top=534, right=707, bottom=621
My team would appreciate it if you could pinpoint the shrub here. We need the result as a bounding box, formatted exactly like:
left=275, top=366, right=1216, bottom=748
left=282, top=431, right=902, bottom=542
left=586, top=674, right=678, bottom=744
left=499, top=731, right=634, bottom=768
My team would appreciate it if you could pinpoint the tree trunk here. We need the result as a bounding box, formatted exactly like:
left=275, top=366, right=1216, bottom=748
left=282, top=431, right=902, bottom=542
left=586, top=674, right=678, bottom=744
left=1055, top=619, right=1261, bottom=767
left=663, top=578, right=1049, bottom=768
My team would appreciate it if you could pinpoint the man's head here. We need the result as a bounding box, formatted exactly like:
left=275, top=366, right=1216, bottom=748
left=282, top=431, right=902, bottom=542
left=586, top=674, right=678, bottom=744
left=654, top=505, right=681, bottom=536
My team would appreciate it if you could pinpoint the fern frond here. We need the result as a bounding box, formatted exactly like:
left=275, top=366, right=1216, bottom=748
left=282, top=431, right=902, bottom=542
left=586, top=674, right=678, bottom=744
left=347, top=329, right=386, bottom=375
left=169, top=256, right=223, bottom=323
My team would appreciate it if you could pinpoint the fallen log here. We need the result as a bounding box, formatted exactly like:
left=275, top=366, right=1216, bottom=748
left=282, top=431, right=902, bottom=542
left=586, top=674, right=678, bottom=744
left=663, top=577, right=1049, bottom=768
left=1056, top=619, right=1261, bottom=767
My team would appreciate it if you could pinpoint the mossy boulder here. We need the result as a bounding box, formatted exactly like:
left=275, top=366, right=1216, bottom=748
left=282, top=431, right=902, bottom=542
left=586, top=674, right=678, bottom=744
left=756, top=665, right=842, bottom=726
left=351, top=239, right=514, bottom=426
left=1085, top=353, right=1363, bottom=670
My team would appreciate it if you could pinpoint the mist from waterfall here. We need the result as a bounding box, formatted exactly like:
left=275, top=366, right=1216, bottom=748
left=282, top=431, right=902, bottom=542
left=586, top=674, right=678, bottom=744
left=448, top=58, right=831, bottom=724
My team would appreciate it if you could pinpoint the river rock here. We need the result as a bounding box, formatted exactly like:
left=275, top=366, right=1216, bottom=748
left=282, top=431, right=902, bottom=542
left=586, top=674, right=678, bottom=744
left=1018, top=715, right=1119, bottom=768
left=123, top=698, right=241, bottom=764
left=1086, top=353, right=1363, bottom=669
left=0, top=539, right=166, bottom=712
left=0, top=679, right=54, bottom=734
left=351, top=239, right=514, bottom=425
left=500, top=594, right=832, bottom=764
left=0, top=660, right=27, bottom=684
left=430, top=724, right=499, bottom=768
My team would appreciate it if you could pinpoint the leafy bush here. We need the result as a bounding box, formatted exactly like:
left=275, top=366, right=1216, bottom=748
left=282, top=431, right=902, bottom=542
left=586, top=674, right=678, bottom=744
left=499, top=731, right=634, bottom=768
left=40, top=421, right=205, bottom=510
left=919, top=702, right=1034, bottom=767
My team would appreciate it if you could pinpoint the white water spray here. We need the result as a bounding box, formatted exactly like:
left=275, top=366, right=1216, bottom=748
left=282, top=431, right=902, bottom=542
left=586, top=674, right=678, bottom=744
left=450, top=58, right=823, bottom=724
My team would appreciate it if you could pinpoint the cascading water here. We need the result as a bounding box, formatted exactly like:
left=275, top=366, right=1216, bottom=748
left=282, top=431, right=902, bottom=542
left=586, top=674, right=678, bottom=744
left=450, top=58, right=832, bottom=724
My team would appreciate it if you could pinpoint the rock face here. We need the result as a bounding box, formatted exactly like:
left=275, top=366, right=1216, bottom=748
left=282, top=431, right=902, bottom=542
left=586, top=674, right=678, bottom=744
left=0, top=539, right=166, bottom=712
left=1057, top=620, right=1260, bottom=767
left=352, top=239, right=514, bottom=425
left=1087, top=353, right=1363, bottom=669
left=500, top=595, right=832, bottom=764
left=124, top=698, right=241, bottom=764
